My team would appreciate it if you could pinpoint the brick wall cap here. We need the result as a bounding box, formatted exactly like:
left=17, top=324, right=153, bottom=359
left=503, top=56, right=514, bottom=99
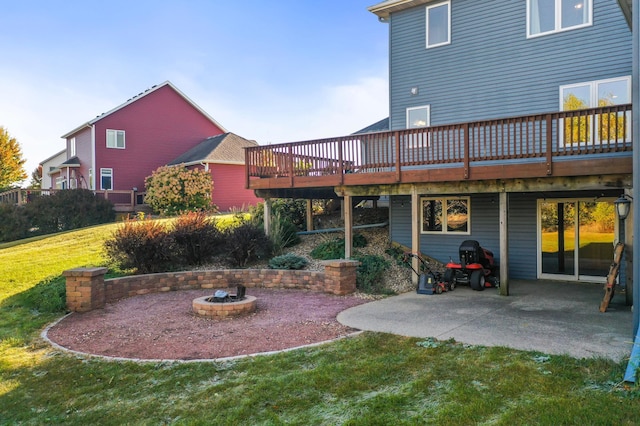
left=63, top=267, right=108, bottom=277
left=322, top=259, right=361, bottom=267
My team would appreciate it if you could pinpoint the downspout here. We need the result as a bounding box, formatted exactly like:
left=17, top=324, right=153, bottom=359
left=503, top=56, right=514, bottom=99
left=633, top=0, right=639, bottom=337
left=91, top=125, right=96, bottom=190
left=625, top=0, right=640, bottom=384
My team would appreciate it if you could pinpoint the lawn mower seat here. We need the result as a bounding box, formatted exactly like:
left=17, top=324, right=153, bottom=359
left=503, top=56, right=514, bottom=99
left=459, top=240, right=491, bottom=269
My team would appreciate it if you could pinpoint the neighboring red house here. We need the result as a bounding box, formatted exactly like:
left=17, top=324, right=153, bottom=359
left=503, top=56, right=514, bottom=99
left=47, top=81, right=260, bottom=210
left=168, top=132, right=262, bottom=212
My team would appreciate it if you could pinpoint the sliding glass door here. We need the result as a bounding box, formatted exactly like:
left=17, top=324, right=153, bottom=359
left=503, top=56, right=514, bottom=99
left=538, top=199, right=615, bottom=281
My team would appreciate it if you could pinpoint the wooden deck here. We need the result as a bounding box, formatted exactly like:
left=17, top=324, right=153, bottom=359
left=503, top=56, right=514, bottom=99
left=245, top=104, right=633, bottom=192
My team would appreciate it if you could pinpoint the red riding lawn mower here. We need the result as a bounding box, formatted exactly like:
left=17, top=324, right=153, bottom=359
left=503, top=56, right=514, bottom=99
left=444, top=240, right=500, bottom=291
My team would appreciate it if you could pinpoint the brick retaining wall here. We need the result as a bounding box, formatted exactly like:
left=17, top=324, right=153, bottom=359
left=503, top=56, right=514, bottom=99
left=64, top=260, right=360, bottom=313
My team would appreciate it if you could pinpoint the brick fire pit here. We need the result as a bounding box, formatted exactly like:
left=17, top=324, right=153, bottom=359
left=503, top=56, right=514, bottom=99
left=192, top=295, right=257, bottom=319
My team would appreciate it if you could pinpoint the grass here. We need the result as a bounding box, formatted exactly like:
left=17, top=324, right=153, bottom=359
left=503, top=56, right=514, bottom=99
left=1, top=221, right=639, bottom=424
left=541, top=229, right=614, bottom=253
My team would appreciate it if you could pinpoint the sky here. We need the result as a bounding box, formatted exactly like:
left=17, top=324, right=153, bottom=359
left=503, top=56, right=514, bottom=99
left=0, top=0, right=389, bottom=184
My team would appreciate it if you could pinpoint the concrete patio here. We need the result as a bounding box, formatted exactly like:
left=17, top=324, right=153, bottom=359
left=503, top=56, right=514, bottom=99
left=338, top=280, right=634, bottom=361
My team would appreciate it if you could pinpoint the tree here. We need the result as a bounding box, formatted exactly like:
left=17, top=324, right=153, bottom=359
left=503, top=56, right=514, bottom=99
left=0, top=127, right=27, bottom=191
left=144, top=165, right=214, bottom=215
left=29, top=166, right=42, bottom=189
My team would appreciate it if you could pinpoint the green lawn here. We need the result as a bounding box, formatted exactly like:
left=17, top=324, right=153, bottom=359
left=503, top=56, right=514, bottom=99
left=541, top=229, right=614, bottom=253
left=1, top=222, right=639, bottom=424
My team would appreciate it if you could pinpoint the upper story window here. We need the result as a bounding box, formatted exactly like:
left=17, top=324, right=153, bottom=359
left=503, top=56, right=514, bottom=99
left=106, top=129, right=125, bottom=149
left=560, top=76, right=631, bottom=144
left=527, top=0, right=592, bottom=38
left=407, top=105, right=430, bottom=129
left=406, top=105, right=431, bottom=148
left=70, top=137, right=76, bottom=157
left=426, top=1, right=451, bottom=48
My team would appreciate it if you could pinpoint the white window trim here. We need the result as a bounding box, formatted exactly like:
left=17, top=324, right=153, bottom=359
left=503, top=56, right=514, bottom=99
left=70, top=137, right=76, bottom=157
left=100, top=168, right=113, bottom=190
left=526, top=0, right=593, bottom=39
left=559, top=75, right=631, bottom=145
left=406, top=105, right=431, bottom=129
left=106, top=129, right=126, bottom=149
left=420, top=196, right=471, bottom=235
left=406, top=105, right=431, bottom=149
left=426, top=1, right=451, bottom=49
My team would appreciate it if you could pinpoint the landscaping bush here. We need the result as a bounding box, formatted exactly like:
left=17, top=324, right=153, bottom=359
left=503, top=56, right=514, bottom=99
left=250, top=199, right=308, bottom=230
left=24, top=189, right=115, bottom=235
left=353, top=254, right=392, bottom=294
left=385, top=244, right=411, bottom=267
left=268, top=210, right=301, bottom=255
left=0, top=203, right=29, bottom=242
left=144, top=165, right=214, bottom=216
left=310, top=233, right=368, bottom=260
left=268, top=253, right=308, bottom=270
left=224, top=222, right=272, bottom=267
left=13, top=276, right=67, bottom=313
left=172, top=211, right=225, bottom=266
left=104, top=218, right=175, bottom=274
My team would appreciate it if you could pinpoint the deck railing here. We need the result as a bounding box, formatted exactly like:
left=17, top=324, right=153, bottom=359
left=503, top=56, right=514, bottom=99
left=0, top=188, right=144, bottom=212
left=245, top=104, right=632, bottom=186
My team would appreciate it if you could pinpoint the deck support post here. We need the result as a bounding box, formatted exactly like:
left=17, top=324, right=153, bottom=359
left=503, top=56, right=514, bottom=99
left=344, top=195, right=353, bottom=259
left=306, top=199, right=314, bottom=231
left=411, top=187, right=420, bottom=286
left=499, top=191, right=509, bottom=296
left=264, top=198, right=272, bottom=237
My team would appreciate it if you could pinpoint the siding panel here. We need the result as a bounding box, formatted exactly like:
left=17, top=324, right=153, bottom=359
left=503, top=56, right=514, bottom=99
left=388, top=0, right=631, bottom=130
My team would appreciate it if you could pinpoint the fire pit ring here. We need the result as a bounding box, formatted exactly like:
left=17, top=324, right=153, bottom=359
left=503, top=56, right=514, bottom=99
left=192, top=295, right=257, bottom=319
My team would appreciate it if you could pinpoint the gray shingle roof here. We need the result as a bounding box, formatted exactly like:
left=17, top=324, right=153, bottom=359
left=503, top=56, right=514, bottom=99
left=352, top=117, right=389, bottom=134
left=168, top=132, right=258, bottom=165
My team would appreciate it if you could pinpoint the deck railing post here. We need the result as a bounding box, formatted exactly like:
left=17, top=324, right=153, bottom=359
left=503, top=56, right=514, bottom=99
left=463, top=123, right=470, bottom=179
left=17, top=189, right=23, bottom=205
left=338, top=140, right=344, bottom=185
left=546, top=114, right=553, bottom=175
left=395, top=131, right=401, bottom=182
left=288, top=145, right=294, bottom=187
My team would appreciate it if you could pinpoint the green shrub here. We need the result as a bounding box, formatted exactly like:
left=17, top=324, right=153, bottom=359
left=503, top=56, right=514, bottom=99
left=268, top=253, right=308, bottom=270
left=14, top=276, right=67, bottom=313
left=0, top=203, right=29, bottom=242
left=310, top=233, right=367, bottom=260
left=249, top=199, right=308, bottom=230
left=268, top=210, right=301, bottom=255
left=353, top=254, right=391, bottom=294
left=385, top=244, right=410, bottom=267
left=144, top=165, right=214, bottom=216
left=172, top=211, right=224, bottom=266
left=310, top=238, right=344, bottom=260
left=24, top=189, right=115, bottom=235
left=224, top=222, right=272, bottom=267
left=104, top=218, right=175, bottom=274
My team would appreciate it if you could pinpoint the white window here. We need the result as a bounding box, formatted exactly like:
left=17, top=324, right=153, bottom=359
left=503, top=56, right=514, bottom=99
left=106, top=129, right=125, bottom=149
left=560, top=76, right=631, bottom=144
left=70, top=137, right=76, bottom=157
left=527, top=0, right=592, bottom=38
left=421, top=197, right=470, bottom=234
left=407, top=105, right=430, bottom=129
left=100, top=168, right=113, bottom=190
left=426, top=1, right=451, bottom=48
left=55, top=176, right=67, bottom=190
left=406, top=105, right=431, bottom=148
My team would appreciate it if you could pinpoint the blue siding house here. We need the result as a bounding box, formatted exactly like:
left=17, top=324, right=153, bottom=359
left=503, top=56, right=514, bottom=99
left=245, top=0, right=634, bottom=302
